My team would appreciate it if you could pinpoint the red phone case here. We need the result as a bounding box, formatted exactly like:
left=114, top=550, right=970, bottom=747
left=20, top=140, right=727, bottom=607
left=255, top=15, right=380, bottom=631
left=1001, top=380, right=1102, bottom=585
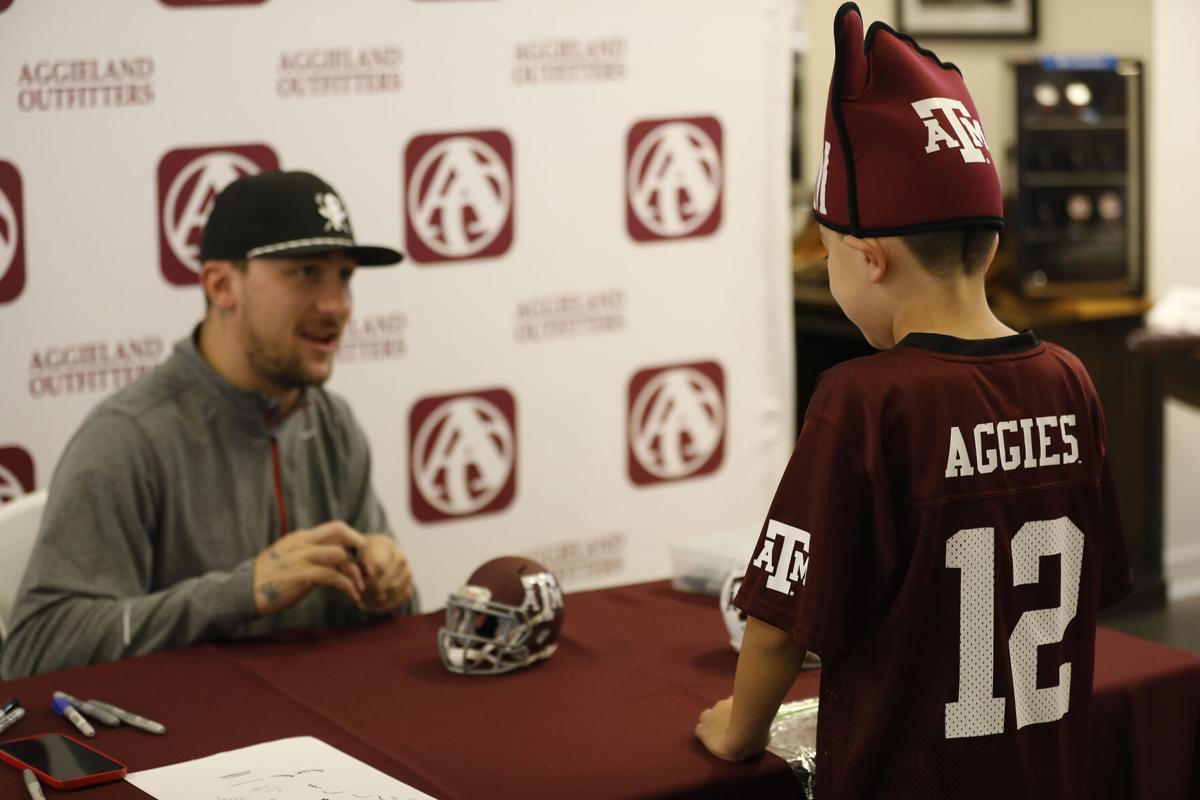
left=0, top=732, right=127, bottom=789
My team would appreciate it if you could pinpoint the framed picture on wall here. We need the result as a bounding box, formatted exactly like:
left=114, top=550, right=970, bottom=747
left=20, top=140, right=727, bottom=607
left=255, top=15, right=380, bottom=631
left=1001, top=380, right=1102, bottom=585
left=895, top=0, right=1038, bottom=40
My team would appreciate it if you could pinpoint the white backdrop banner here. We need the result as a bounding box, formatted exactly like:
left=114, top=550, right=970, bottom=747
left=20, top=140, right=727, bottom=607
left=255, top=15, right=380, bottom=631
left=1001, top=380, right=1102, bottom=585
left=0, top=0, right=796, bottom=605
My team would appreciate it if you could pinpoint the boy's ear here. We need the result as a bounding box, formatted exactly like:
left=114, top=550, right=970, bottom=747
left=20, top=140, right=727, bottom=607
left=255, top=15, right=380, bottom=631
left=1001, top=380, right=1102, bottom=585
left=842, top=235, right=889, bottom=284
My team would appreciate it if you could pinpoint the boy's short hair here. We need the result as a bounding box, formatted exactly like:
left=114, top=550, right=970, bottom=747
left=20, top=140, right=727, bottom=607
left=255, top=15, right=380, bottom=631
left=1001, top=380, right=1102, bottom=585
left=899, top=226, right=998, bottom=279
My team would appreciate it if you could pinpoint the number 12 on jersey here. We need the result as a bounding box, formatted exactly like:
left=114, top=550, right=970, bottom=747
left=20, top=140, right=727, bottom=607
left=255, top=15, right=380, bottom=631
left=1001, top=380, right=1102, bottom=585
left=944, top=517, right=1085, bottom=739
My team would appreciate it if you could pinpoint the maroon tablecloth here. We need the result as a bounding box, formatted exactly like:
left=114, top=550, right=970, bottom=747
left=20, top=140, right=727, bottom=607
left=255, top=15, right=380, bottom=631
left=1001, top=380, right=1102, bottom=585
left=1, top=581, right=1198, bottom=798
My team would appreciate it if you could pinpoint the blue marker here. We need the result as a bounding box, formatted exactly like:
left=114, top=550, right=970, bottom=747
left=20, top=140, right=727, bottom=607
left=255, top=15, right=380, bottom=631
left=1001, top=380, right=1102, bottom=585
left=52, top=691, right=120, bottom=727
left=52, top=696, right=95, bottom=738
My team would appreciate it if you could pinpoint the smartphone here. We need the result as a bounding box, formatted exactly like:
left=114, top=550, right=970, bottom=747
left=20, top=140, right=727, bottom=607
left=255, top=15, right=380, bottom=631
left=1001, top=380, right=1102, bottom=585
left=0, top=733, right=126, bottom=789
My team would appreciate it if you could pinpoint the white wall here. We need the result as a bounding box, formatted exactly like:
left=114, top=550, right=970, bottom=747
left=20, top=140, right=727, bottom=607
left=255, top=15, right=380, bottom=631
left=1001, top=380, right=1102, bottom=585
left=1150, top=0, right=1200, bottom=599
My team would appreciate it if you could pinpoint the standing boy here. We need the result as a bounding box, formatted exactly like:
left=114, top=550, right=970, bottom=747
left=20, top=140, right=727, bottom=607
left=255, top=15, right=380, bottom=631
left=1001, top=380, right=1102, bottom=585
left=695, top=4, right=1132, bottom=798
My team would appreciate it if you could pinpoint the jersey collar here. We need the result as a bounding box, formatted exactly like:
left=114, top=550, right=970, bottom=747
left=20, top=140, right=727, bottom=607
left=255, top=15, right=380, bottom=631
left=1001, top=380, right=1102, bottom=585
left=896, top=329, right=1040, bottom=356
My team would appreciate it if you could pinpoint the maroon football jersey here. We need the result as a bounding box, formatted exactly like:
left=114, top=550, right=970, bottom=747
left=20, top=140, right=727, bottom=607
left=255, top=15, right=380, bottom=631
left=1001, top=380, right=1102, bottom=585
left=736, top=331, right=1132, bottom=800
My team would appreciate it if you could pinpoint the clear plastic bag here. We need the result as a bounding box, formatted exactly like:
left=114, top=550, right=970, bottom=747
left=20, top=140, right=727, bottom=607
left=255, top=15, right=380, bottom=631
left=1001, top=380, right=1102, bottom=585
left=766, top=698, right=818, bottom=798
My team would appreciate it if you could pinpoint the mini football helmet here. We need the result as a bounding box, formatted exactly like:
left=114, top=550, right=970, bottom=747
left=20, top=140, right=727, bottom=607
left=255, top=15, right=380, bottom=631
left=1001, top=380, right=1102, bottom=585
left=720, top=568, right=750, bottom=652
left=439, top=556, right=565, bottom=675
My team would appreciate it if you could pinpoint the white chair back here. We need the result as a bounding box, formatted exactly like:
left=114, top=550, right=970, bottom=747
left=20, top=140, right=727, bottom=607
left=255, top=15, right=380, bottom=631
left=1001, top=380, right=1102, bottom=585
left=0, top=490, right=48, bottom=642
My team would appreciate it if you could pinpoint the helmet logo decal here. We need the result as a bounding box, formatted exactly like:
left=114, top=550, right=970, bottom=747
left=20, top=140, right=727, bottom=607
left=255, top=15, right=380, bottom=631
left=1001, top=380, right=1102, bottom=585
left=521, top=572, right=564, bottom=621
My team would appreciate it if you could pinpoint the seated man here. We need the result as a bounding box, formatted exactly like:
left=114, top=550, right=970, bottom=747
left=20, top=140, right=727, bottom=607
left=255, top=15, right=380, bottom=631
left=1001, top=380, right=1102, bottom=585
left=1, top=170, right=415, bottom=678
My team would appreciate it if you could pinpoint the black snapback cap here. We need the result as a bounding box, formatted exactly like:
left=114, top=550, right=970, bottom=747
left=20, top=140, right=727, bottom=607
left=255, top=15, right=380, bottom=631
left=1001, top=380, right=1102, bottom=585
left=199, top=170, right=403, bottom=266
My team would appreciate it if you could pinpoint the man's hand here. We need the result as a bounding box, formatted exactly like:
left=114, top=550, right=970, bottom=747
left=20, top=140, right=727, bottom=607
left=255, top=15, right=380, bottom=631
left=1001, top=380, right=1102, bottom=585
left=696, top=697, right=767, bottom=761
left=252, top=521, right=367, bottom=616
left=358, top=534, right=414, bottom=614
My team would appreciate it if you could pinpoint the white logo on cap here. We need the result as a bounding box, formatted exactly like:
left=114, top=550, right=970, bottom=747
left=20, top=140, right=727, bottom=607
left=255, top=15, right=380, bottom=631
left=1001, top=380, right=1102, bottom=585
left=629, top=367, right=725, bottom=479
left=0, top=184, right=17, bottom=275
left=316, top=192, right=350, bottom=233
left=408, top=136, right=512, bottom=259
left=163, top=152, right=265, bottom=272
left=912, top=97, right=989, bottom=164
left=412, top=396, right=515, bottom=515
left=628, top=122, right=722, bottom=237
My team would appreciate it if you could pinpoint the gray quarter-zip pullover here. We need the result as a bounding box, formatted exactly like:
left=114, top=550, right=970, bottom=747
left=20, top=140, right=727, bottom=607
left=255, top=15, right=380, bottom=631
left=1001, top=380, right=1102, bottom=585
left=1, top=330, right=402, bottom=678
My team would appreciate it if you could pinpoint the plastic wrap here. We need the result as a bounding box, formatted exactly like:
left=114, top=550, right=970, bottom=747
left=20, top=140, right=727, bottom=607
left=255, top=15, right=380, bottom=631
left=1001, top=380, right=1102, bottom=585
left=766, top=698, right=818, bottom=798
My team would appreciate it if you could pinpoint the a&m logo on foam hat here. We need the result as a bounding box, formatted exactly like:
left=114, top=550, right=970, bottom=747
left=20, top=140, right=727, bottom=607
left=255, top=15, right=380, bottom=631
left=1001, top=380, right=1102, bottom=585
left=0, top=161, right=26, bottom=304
left=0, top=446, right=35, bottom=504
left=404, top=130, right=514, bottom=264
left=627, top=360, right=726, bottom=485
left=409, top=388, right=517, bottom=522
left=626, top=116, right=723, bottom=242
left=157, top=144, right=280, bottom=286
left=812, top=2, right=1003, bottom=237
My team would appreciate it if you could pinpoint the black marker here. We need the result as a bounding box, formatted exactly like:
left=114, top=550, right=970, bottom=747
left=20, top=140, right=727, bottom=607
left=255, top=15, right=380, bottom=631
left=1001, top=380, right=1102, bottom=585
left=0, top=697, right=20, bottom=716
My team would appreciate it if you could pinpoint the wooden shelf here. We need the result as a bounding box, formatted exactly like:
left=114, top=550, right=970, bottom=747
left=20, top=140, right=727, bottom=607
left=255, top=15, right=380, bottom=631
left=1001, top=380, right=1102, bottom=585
left=1021, top=172, right=1127, bottom=186
left=988, top=288, right=1150, bottom=329
left=1021, top=116, right=1129, bottom=130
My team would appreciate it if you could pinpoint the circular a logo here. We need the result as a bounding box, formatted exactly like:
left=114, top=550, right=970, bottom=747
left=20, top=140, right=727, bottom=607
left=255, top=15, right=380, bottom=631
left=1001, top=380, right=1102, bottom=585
left=408, top=136, right=512, bottom=259
left=162, top=152, right=265, bottom=272
left=0, top=463, right=27, bottom=504
left=627, top=122, right=722, bottom=238
left=0, top=186, right=18, bottom=274
left=412, top=396, right=515, bottom=516
left=629, top=367, right=725, bottom=479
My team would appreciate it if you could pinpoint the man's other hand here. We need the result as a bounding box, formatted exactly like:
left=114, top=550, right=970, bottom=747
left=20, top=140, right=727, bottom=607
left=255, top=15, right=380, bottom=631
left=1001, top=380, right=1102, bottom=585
left=252, top=521, right=367, bottom=615
left=359, top=534, right=414, bottom=614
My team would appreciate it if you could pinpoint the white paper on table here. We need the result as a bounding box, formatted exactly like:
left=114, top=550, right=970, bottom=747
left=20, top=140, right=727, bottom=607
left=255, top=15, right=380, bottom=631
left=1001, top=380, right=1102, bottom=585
left=126, top=736, right=438, bottom=800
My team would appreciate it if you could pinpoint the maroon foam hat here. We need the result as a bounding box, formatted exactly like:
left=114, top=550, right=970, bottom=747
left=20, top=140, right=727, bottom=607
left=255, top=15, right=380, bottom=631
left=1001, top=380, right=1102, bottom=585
left=813, top=2, right=1004, bottom=237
